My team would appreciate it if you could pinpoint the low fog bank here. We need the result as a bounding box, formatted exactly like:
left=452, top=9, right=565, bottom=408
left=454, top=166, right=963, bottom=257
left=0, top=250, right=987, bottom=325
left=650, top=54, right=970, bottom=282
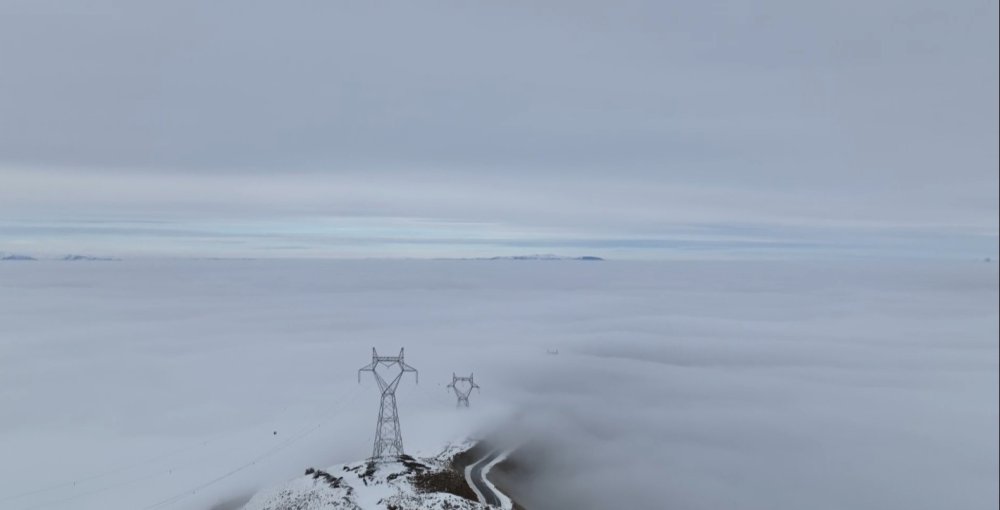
left=490, top=262, right=998, bottom=510
left=0, top=260, right=996, bottom=509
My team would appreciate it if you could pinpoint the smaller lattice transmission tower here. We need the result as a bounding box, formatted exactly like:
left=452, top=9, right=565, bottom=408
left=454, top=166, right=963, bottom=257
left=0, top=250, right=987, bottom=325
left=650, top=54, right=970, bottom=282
left=358, top=348, right=418, bottom=461
left=447, top=373, right=480, bottom=408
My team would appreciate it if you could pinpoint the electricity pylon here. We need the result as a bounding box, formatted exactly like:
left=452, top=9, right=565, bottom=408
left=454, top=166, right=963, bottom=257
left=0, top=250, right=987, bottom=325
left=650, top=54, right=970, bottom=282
left=358, top=348, right=418, bottom=461
left=447, top=373, right=480, bottom=408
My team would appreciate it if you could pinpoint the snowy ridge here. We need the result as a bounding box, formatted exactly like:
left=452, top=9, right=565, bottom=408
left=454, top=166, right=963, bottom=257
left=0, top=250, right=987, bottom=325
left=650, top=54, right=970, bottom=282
left=243, top=443, right=490, bottom=510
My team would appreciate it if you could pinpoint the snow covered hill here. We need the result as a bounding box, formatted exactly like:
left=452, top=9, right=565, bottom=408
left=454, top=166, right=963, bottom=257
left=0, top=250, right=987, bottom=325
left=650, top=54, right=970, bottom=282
left=243, top=443, right=493, bottom=510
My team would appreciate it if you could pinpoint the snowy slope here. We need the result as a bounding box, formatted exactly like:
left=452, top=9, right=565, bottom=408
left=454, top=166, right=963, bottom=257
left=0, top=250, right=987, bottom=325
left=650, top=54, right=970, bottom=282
left=243, top=443, right=489, bottom=510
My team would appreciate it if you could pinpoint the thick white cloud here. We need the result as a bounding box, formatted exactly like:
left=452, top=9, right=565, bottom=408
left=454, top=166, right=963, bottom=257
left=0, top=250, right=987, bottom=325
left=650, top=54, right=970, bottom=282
left=0, top=260, right=996, bottom=509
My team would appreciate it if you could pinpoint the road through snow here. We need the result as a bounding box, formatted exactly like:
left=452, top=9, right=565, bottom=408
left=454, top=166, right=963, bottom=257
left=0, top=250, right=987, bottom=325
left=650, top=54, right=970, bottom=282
left=465, top=449, right=512, bottom=509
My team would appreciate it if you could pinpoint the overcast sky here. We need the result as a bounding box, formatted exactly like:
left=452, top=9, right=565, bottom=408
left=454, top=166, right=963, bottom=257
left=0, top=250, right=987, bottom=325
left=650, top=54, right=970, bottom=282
left=1, top=0, right=997, bottom=258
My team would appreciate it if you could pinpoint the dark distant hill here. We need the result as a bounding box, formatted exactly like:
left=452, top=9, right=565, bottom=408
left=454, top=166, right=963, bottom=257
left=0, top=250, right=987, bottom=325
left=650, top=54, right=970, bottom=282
left=486, top=254, right=604, bottom=261
left=61, top=254, right=120, bottom=261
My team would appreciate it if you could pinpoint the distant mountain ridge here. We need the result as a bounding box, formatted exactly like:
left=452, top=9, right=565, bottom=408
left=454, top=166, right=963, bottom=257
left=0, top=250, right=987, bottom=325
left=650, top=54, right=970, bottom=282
left=0, top=252, right=119, bottom=261
left=0, top=252, right=36, bottom=261
left=1, top=252, right=604, bottom=262
left=61, top=254, right=120, bottom=261
left=491, top=254, right=603, bottom=261
left=444, top=254, right=604, bottom=261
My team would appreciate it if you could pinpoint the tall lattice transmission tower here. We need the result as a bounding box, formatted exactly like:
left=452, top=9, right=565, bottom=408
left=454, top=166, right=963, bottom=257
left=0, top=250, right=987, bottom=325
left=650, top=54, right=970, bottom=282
left=447, top=373, right=480, bottom=408
left=358, top=348, right=418, bottom=461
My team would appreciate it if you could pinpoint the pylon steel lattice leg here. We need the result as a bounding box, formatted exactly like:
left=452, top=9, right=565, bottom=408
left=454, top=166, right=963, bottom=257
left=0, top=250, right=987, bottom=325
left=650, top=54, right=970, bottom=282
left=358, top=348, right=418, bottom=461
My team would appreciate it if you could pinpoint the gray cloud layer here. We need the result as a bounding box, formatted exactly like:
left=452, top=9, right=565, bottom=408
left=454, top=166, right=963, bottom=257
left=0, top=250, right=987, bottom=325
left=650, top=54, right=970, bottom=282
left=1, top=1, right=997, bottom=256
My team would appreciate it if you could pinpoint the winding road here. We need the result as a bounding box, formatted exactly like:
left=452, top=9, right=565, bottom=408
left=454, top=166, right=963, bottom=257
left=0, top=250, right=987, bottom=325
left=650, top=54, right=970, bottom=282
left=465, top=448, right=511, bottom=509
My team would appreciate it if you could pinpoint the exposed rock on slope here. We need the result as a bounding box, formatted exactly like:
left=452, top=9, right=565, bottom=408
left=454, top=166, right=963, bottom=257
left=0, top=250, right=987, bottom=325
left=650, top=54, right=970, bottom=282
left=243, top=444, right=488, bottom=510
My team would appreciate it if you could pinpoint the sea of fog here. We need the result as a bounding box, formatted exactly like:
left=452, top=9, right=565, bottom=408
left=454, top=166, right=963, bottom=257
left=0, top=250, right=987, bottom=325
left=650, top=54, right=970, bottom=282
left=0, top=259, right=996, bottom=510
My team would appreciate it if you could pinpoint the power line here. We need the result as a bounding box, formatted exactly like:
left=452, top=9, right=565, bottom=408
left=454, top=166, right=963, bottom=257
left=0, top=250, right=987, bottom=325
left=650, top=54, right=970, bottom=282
left=141, top=388, right=362, bottom=510
left=1, top=391, right=321, bottom=505
left=9, top=387, right=360, bottom=510
left=20, top=466, right=182, bottom=510
left=0, top=433, right=226, bottom=505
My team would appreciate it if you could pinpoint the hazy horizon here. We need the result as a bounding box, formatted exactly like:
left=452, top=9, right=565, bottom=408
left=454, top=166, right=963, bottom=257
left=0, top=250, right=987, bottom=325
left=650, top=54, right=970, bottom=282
left=0, top=3, right=997, bottom=509
left=2, top=1, right=997, bottom=259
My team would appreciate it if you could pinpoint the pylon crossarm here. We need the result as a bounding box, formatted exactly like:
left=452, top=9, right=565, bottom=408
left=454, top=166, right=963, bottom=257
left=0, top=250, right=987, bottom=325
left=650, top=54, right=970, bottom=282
left=359, top=366, right=390, bottom=393
left=401, top=363, right=418, bottom=384
left=446, top=373, right=481, bottom=406
left=358, top=363, right=375, bottom=383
